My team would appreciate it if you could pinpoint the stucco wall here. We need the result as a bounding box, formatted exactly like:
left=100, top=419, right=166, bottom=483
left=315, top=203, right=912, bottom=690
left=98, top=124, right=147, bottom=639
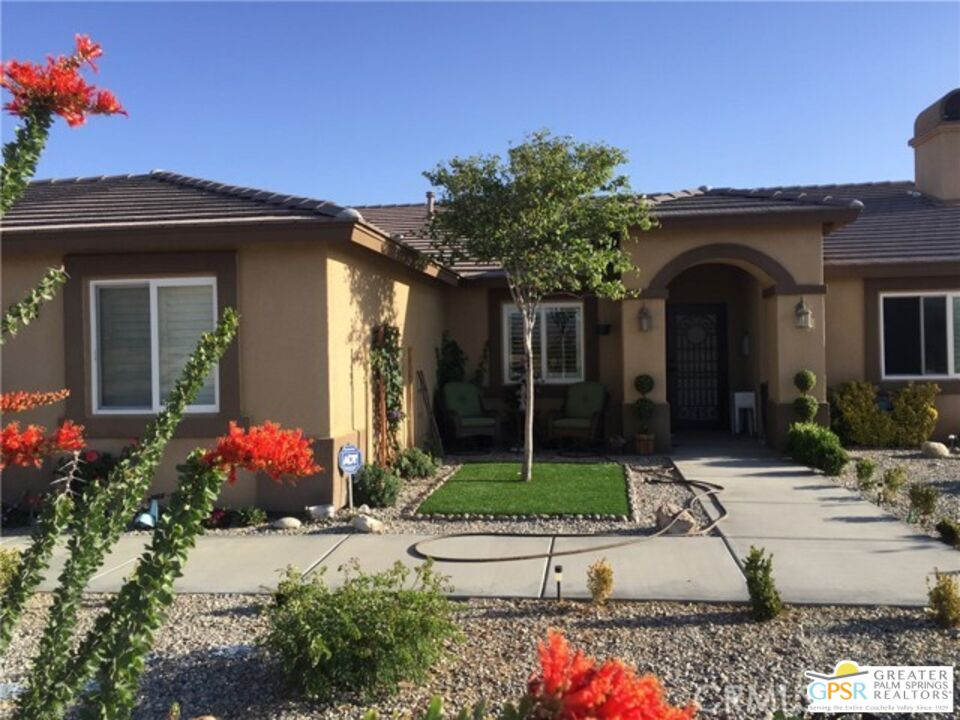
left=324, top=245, right=446, bottom=488
left=824, top=277, right=866, bottom=385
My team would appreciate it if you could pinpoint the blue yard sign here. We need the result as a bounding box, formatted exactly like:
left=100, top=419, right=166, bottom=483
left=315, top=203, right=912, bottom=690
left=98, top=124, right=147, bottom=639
left=338, top=444, right=363, bottom=508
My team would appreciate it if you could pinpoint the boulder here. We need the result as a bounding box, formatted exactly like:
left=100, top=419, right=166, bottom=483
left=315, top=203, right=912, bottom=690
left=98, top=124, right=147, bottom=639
left=655, top=502, right=699, bottom=535
left=305, top=504, right=336, bottom=521
left=357, top=504, right=371, bottom=514
left=351, top=515, right=385, bottom=534
left=921, top=441, right=951, bottom=459
left=271, top=516, right=302, bottom=530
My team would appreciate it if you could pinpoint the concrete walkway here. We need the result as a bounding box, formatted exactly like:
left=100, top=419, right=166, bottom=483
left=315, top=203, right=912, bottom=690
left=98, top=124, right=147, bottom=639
left=4, top=439, right=957, bottom=605
left=672, top=435, right=960, bottom=606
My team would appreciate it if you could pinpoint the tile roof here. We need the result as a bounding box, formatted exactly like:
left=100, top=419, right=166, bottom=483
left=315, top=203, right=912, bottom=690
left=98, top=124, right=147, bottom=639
left=358, top=183, right=960, bottom=272
left=2, top=170, right=359, bottom=231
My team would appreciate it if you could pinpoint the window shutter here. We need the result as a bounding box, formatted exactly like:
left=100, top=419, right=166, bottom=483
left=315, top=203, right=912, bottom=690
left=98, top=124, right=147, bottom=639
left=506, top=309, right=541, bottom=382
left=157, top=284, right=216, bottom=405
left=544, top=307, right=582, bottom=380
left=98, top=286, right=152, bottom=408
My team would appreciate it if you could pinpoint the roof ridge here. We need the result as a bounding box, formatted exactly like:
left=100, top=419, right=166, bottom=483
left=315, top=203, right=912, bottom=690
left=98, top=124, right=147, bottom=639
left=149, top=170, right=361, bottom=220
left=352, top=202, right=428, bottom=209
left=28, top=173, right=153, bottom=186
left=707, top=186, right=864, bottom=209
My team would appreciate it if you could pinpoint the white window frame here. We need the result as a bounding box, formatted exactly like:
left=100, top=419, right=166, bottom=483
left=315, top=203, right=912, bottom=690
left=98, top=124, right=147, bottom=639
left=879, top=290, right=960, bottom=380
left=501, top=301, right=585, bottom=385
left=90, top=276, right=220, bottom=414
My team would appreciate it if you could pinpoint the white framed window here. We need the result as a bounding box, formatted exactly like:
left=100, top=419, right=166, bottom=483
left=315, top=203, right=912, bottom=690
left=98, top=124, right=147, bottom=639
left=502, top=301, right=584, bottom=384
left=880, top=291, right=960, bottom=380
left=90, top=277, right=219, bottom=414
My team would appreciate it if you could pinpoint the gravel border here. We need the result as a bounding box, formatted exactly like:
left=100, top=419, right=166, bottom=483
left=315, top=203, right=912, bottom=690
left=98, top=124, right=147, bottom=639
left=1, top=593, right=955, bottom=720
left=835, top=449, right=960, bottom=539
left=199, top=456, right=709, bottom=536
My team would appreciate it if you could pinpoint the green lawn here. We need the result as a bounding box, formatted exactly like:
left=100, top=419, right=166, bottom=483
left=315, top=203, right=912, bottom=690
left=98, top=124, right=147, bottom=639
left=417, top=462, right=629, bottom=516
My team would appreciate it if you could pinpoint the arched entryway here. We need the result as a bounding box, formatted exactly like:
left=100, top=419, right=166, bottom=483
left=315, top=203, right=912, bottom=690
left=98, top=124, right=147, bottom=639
left=666, top=264, right=763, bottom=434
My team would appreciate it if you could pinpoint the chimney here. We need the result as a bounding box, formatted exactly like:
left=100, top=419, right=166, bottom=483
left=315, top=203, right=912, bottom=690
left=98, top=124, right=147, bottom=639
left=909, top=89, right=960, bottom=202
left=426, top=191, right=435, bottom=216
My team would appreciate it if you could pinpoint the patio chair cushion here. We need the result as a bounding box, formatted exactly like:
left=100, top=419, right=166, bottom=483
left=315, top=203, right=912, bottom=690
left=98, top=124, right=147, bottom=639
left=551, top=417, right=592, bottom=430
left=563, top=382, right=605, bottom=419
left=443, top=382, right=484, bottom=418
left=460, top=416, right=497, bottom=428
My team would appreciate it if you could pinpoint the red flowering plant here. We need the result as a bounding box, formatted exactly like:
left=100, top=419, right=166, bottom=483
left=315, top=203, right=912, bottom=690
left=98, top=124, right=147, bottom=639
left=203, top=420, right=321, bottom=484
left=1, top=34, right=126, bottom=216
left=523, top=630, right=698, bottom=720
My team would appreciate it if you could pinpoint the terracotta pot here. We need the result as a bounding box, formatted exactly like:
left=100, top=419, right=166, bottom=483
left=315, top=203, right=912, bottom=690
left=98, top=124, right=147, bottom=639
left=635, top=433, right=656, bottom=455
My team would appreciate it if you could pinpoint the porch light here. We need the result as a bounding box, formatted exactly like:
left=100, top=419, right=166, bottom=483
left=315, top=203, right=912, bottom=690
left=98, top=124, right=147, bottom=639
left=638, top=305, right=653, bottom=332
left=794, top=298, right=814, bottom=330
left=554, top=564, right=563, bottom=600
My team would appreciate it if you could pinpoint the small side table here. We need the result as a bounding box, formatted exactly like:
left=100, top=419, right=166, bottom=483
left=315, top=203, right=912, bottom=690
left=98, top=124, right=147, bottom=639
left=731, top=391, right=757, bottom=436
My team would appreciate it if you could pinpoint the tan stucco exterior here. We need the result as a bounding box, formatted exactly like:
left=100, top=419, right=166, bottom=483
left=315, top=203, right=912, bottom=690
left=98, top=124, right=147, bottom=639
left=911, top=125, right=960, bottom=202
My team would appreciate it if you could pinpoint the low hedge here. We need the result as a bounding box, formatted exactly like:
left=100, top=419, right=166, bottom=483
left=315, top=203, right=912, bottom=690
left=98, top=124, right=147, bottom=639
left=830, top=381, right=940, bottom=447
left=786, top=422, right=849, bottom=476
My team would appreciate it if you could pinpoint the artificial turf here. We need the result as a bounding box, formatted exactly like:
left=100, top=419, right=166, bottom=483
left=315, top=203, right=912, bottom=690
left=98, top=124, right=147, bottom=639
left=416, top=462, right=629, bottom=516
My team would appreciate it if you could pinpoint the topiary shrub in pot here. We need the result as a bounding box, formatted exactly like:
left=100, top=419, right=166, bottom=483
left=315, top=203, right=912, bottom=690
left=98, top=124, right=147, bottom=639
left=353, top=463, right=402, bottom=508
left=633, top=374, right=656, bottom=455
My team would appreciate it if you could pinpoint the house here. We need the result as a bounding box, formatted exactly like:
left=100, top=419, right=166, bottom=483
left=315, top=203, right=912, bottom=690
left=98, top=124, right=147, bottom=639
left=2, top=90, right=958, bottom=511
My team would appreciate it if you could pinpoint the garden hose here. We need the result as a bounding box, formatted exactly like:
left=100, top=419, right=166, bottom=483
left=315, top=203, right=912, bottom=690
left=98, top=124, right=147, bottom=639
left=409, top=467, right=728, bottom=564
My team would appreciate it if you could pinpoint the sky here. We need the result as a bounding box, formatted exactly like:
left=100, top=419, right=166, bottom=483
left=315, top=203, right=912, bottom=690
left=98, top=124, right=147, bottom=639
left=2, top=2, right=958, bottom=205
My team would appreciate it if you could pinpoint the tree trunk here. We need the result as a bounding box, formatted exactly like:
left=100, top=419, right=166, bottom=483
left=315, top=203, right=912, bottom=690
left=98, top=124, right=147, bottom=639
left=522, top=313, right=536, bottom=482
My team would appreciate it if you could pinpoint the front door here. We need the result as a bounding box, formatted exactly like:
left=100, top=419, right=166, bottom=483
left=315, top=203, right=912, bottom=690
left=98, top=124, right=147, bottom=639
left=667, top=304, right=728, bottom=432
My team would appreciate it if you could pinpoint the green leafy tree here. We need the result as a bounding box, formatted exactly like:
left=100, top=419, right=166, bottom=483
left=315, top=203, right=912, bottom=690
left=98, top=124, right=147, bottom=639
left=424, top=131, right=654, bottom=480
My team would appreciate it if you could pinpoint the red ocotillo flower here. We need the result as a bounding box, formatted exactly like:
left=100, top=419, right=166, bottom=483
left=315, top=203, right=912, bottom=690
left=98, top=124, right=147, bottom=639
left=204, top=421, right=321, bottom=484
left=1, top=389, right=71, bottom=414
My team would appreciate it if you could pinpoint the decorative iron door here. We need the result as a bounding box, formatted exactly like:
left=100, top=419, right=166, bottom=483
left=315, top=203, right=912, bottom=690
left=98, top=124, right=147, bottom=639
left=667, top=304, right=728, bottom=431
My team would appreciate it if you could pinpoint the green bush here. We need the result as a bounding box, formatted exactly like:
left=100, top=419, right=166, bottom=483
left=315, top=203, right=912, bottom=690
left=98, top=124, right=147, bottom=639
left=633, top=374, right=655, bottom=395
left=264, top=560, right=459, bottom=701
left=354, top=464, right=402, bottom=508
left=891, top=383, right=940, bottom=446
left=928, top=571, right=960, bottom=629
left=0, top=547, right=21, bottom=594
left=233, top=506, right=268, bottom=527
left=743, top=546, right=783, bottom=622
left=908, top=484, right=939, bottom=517
left=830, top=380, right=940, bottom=448
left=935, top=518, right=960, bottom=547
left=792, top=395, right=819, bottom=423
left=793, top=370, right=816, bottom=395
left=396, top=447, right=439, bottom=480
left=786, top=423, right=849, bottom=476
left=633, top=397, right=656, bottom=434
left=883, top=466, right=907, bottom=493
left=855, top=458, right=877, bottom=489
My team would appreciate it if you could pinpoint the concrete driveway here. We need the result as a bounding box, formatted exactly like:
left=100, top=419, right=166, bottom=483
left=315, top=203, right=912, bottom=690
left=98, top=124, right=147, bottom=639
left=673, top=437, right=960, bottom=606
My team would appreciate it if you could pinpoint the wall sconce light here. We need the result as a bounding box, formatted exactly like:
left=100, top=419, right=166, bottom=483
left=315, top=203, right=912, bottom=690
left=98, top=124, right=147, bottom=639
left=794, top=298, right=814, bottom=330
left=554, top=564, right=563, bottom=600
left=638, top=305, right=653, bottom=332
left=740, top=333, right=750, bottom=357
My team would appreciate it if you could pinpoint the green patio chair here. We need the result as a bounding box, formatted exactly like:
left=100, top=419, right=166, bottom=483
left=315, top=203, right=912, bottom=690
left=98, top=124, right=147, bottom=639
left=547, top=381, right=608, bottom=446
left=441, top=382, right=499, bottom=446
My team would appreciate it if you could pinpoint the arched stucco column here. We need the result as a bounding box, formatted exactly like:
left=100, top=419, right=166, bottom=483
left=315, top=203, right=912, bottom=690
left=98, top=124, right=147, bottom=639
left=621, top=297, right=671, bottom=451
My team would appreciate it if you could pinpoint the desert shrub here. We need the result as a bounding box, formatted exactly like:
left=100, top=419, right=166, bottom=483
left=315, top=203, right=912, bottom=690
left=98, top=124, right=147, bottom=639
left=203, top=507, right=231, bottom=529
left=264, top=561, right=458, bottom=701
left=786, top=423, right=849, bottom=476
left=928, top=571, right=960, bottom=628
left=793, top=370, right=816, bottom=395
left=233, top=506, right=268, bottom=527
left=891, top=382, right=940, bottom=446
left=0, top=547, right=21, bottom=594
left=935, top=518, right=960, bottom=547
left=830, top=380, right=940, bottom=448
left=396, top=447, right=439, bottom=480
left=830, top=381, right=895, bottom=446
left=908, top=484, right=939, bottom=518
left=353, top=464, right=402, bottom=508
left=883, top=466, right=907, bottom=493
left=586, top=557, right=614, bottom=606
left=744, top=546, right=783, bottom=621
left=792, top=395, right=819, bottom=423
left=855, top=458, right=877, bottom=489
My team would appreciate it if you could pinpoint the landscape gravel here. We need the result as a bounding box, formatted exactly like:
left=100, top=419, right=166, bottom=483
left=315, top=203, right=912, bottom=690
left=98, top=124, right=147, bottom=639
left=837, top=449, right=960, bottom=536
left=1, top=593, right=956, bottom=720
